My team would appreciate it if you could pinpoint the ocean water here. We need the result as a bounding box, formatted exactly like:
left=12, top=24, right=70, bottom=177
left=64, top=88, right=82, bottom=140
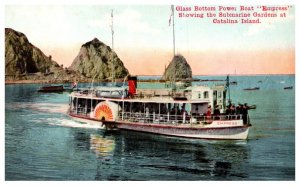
left=5, top=75, right=295, bottom=180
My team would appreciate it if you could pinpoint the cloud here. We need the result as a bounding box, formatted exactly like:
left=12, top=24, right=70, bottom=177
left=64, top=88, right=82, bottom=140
left=6, top=5, right=85, bottom=45
left=244, top=23, right=275, bottom=36
left=87, top=8, right=160, bottom=35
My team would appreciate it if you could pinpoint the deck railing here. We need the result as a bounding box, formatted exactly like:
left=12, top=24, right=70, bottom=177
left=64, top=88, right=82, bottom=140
left=118, top=111, right=243, bottom=125
left=69, top=107, right=90, bottom=117
left=69, top=108, right=248, bottom=125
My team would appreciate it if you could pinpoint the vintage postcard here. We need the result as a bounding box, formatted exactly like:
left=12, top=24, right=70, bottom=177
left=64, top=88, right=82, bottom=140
left=3, top=0, right=296, bottom=183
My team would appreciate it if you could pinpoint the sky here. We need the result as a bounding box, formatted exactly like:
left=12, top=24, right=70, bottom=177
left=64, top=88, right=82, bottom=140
left=4, top=2, right=295, bottom=75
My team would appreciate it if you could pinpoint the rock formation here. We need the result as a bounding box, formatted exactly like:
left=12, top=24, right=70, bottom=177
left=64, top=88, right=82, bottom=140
left=5, top=28, right=129, bottom=83
left=70, top=38, right=129, bottom=80
left=162, top=55, right=192, bottom=81
left=5, top=28, right=60, bottom=76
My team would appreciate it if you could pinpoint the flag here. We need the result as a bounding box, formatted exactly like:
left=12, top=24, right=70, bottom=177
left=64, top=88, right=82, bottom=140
left=111, top=9, right=114, bottom=34
left=72, top=81, right=77, bottom=88
left=225, top=75, right=230, bottom=88
left=169, top=5, right=174, bottom=26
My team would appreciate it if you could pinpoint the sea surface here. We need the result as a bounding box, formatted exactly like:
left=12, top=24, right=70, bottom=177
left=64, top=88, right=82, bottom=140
left=5, top=75, right=295, bottom=180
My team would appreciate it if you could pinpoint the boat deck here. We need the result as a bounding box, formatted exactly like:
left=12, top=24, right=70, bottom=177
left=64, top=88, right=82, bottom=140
left=69, top=108, right=245, bottom=128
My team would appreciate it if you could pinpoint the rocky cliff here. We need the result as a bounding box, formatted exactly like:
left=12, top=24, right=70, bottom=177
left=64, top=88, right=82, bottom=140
left=5, top=28, right=60, bottom=76
left=162, top=55, right=192, bottom=81
left=5, top=28, right=86, bottom=83
left=70, top=38, right=129, bottom=80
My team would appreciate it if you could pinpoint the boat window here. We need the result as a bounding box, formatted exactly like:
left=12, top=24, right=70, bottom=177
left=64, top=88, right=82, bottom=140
left=204, top=91, right=209, bottom=98
left=198, top=92, right=201, bottom=99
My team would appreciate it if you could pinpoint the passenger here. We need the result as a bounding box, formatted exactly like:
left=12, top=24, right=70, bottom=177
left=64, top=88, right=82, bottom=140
left=230, top=104, right=235, bottom=114
left=145, top=107, right=150, bottom=118
left=213, top=105, right=220, bottom=120
left=181, top=105, right=187, bottom=115
left=225, top=104, right=231, bottom=119
left=230, top=104, right=236, bottom=119
left=149, top=105, right=153, bottom=113
left=205, top=105, right=212, bottom=123
left=161, top=104, right=167, bottom=114
left=242, top=103, right=250, bottom=124
left=170, top=107, right=176, bottom=115
left=176, top=105, right=181, bottom=115
left=236, top=103, right=243, bottom=119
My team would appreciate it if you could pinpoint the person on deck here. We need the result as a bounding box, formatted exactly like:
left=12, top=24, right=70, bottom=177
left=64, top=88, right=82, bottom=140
left=205, top=105, right=212, bottom=123
left=242, top=103, right=250, bottom=124
left=176, top=105, right=181, bottom=115
left=230, top=104, right=236, bottom=119
left=181, top=106, right=187, bottom=115
left=225, top=104, right=231, bottom=119
left=236, top=103, right=243, bottom=119
left=213, top=105, right=220, bottom=120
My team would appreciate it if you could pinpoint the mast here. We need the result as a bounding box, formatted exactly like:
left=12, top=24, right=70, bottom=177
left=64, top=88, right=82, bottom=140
left=226, top=75, right=231, bottom=104
left=172, top=5, right=176, bottom=85
left=111, top=9, right=114, bottom=50
left=111, top=9, right=115, bottom=84
left=169, top=5, right=176, bottom=88
left=171, top=5, right=175, bottom=57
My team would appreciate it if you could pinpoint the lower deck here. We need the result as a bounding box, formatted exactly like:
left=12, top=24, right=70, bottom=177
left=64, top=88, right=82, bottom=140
left=68, top=96, right=250, bottom=127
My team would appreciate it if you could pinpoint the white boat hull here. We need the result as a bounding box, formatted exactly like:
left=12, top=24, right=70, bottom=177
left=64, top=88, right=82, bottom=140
left=116, top=122, right=250, bottom=140
left=69, top=113, right=250, bottom=140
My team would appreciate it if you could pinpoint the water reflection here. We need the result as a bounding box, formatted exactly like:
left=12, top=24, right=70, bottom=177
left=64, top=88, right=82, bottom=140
left=71, top=130, right=116, bottom=159
left=72, top=131, right=91, bottom=151
left=93, top=130, right=250, bottom=180
left=212, top=161, right=231, bottom=177
left=90, top=134, right=115, bottom=158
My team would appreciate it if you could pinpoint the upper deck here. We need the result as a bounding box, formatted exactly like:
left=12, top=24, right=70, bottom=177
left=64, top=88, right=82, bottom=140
left=69, top=84, right=227, bottom=107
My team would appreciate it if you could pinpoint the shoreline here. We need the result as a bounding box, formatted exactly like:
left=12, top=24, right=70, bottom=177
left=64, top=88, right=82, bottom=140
left=5, top=79, right=78, bottom=85
left=5, top=78, right=218, bottom=85
left=5, top=74, right=295, bottom=85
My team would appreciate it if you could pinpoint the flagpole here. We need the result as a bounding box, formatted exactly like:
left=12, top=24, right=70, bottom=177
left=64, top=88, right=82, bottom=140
left=111, top=9, right=115, bottom=84
left=172, top=5, right=175, bottom=57
left=111, top=9, right=114, bottom=50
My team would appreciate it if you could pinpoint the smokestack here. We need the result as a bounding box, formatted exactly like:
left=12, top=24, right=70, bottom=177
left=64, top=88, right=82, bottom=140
left=128, top=76, right=137, bottom=96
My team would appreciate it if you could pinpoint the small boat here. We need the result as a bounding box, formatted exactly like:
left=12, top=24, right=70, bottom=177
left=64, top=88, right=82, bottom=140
left=38, top=82, right=77, bottom=93
left=230, top=81, right=237, bottom=85
left=38, top=85, right=64, bottom=92
left=248, top=105, right=257, bottom=109
left=63, top=85, right=77, bottom=92
left=284, top=86, right=293, bottom=90
left=243, top=87, right=260, bottom=91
